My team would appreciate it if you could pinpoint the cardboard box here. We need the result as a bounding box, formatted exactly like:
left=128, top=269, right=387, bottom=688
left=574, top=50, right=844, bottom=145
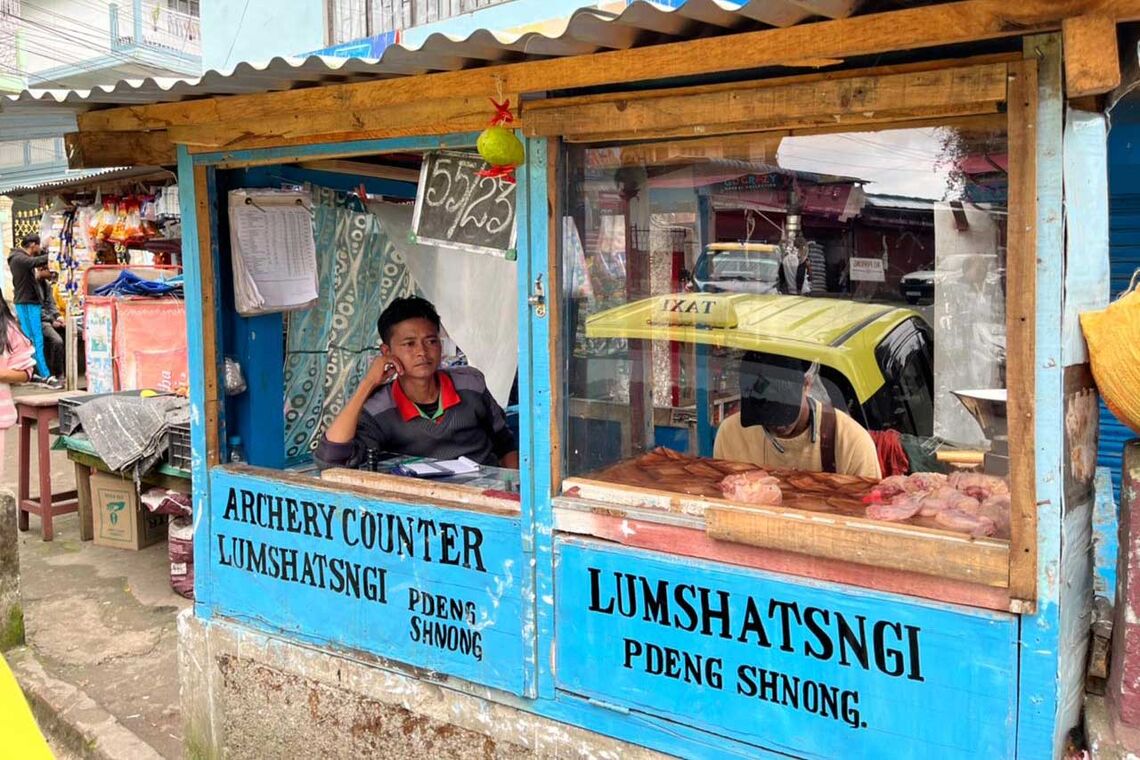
left=90, top=472, right=168, bottom=550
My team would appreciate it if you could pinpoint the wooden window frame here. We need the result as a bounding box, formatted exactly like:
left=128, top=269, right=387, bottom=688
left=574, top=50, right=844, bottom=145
left=547, top=57, right=1039, bottom=613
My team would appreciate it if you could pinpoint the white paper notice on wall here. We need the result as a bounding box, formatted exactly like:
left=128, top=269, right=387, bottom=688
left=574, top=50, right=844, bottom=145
left=849, top=257, right=886, bottom=282
left=228, top=189, right=319, bottom=316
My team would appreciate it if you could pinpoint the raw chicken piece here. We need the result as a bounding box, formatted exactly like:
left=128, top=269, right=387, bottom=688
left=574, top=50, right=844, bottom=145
left=948, top=472, right=1010, bottom=500
left=866, top=493, right=923, bottom=521
left=947, top=491, right=982, bottom=513
left=876, top=475, right=912, bottom=498
left=977, top=494, right=1011, bottom=535
left=720, top=471, right=783, bottom=506
left=908, top=472, right=948, bottom=491
left=935, top=508, right=997, bottom=537
left=864, top=472, right=952, bottom=504
left=918, top=486, right=959, bottom=516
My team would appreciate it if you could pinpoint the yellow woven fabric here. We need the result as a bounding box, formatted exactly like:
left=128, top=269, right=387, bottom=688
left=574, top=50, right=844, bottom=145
left=1081, top=287, right=1140, bottom=434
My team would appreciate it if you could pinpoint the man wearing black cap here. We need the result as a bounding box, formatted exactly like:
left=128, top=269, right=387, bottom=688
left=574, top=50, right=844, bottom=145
left=714, top=352, right=880, bottom=478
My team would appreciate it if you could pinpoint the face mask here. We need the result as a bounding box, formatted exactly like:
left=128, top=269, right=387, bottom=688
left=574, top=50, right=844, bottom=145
left=738, top=357, right=811, bottom=431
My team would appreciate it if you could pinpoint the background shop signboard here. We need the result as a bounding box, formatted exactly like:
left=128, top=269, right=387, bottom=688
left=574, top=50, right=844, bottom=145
left=850, top=257, right=887, bottom=282
left=205, top=470, right=529, bottom=695
left=553, top=539, right=1018, bottom=758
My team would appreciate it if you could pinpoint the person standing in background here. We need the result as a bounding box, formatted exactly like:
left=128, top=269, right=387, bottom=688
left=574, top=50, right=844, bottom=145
left=6, top=235, right=60, bottom=388
left=0, top=289, right=37, bottom=476
left=37, top=271, right=65, bottom=380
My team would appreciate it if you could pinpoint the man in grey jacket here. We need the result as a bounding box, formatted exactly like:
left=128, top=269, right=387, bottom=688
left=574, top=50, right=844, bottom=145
left=7, top=234, right=60, bottom=388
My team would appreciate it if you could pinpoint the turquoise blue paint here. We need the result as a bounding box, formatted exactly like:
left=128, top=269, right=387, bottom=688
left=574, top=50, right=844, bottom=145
left=518, top=138, right=556, bottom=699
left=201, top=0, right=324, bottom=71
left=177, top=147, right=216, bottom=617
left=224, top=312, right=285, bottom=467
left=1093, top=467, right=1119, bottom=602
left=555, top=539, right=1018, bottom=759
left=1016, top=35, right=1068, bottom=760
left=513, top=135, right=542, bottom=696
left=212, top=167, right=286, bottom=468
left=206, top=467, right=529, bottom=695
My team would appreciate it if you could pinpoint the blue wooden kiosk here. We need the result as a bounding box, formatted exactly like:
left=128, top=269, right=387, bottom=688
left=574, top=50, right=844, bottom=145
left=44, top=3, right=1131, bottom=756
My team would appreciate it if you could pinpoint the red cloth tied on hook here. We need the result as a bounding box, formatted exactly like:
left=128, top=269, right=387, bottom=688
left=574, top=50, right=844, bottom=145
left=489, top=97, right=514, bottom=126
left=477, top=97, right=520, bottom=183
left=477, top=164, right=518, bottom=184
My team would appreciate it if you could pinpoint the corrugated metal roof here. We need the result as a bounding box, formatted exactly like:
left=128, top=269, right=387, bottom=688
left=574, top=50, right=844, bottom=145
left=1, top=0, right=864, bottom=112
left=865, top=194, right=937, bottom=211
left=0, top=166, right=172, bottom=196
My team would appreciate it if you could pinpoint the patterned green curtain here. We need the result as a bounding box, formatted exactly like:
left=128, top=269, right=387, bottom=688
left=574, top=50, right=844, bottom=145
left=283, top=189, right=416, bottom=461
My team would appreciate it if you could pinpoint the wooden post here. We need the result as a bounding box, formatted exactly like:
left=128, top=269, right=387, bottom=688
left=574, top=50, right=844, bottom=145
left=1063, top=14, right=1122, bottom=97
left=64, top=314, right=79, bottom=391
left=74, top=462, right=93, bottom=541
left=1005, top=58, right=1040, bottom=607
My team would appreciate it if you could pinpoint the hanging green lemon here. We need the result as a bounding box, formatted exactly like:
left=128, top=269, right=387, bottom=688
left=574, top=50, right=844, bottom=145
left=477, top=125, right=525, bottom=169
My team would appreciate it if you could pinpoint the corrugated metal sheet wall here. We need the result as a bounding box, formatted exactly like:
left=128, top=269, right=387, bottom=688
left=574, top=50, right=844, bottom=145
left=1100, top=119, right=1140, bottom=500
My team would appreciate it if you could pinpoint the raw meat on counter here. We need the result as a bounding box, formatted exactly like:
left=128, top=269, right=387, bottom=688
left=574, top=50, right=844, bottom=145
left=947, top=472, right=1009, bottom=500
left=867, top=473, right=947, bottom=501
left=583, top=448, right=875, bottom=512
left=976, top=494, right=1011, bottom=535
left=866, top=494, right=923, bottom=521
left=862, top=470, right=1010, bottom=538
left=934, top=508, right=996, bottom=537
left=719, top=471, right=783, bottom=506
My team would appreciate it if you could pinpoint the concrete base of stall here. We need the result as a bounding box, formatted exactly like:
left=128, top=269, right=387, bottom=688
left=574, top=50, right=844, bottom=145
left=179, top=610, right=669, bottom=759
left=1085, top=693, right=1140, bottom=759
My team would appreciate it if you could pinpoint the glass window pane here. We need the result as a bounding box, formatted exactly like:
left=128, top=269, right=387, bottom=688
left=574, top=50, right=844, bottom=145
left=561, top=124, right=1010, bottom=539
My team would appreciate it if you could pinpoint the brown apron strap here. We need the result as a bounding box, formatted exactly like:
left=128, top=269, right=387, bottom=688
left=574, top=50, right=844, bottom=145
left=819, top=401, right=837, bottom=474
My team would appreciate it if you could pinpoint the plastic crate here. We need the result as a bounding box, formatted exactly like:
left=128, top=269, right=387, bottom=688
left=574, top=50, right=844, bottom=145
left=58, top=395, right=87, bottom=436
left=166, top=422, right=192, bottom=472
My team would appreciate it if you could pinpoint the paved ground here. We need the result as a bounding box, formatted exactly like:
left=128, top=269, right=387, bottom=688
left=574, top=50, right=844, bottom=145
left=6, top=385, right=189, bottom=759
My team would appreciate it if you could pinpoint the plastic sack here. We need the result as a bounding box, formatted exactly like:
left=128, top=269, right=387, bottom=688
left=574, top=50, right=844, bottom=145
left=141, top=487, right=191, bottom=517
left=168, top=516, right=194, bottom=599
left=1080, top=270, right=1140, bottom=434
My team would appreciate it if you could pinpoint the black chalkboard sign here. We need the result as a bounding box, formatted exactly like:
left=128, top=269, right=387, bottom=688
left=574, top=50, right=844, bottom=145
left=410, top=150, right=518, bottom=259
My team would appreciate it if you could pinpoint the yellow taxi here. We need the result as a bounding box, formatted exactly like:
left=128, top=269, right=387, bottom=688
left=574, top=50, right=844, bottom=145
left=585, top=292, right=934, bottom=436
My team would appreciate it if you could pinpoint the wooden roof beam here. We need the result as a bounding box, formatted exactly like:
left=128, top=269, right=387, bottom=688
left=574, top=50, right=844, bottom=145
left=1063, top=13, right=1123, bottom=97
left=76, top=0, right=1140, bottom=135
left=523, top=62, right=1009, bottom=141
left=296, top=160, right=420, bottom=183
left=65, top=129, right=176, bottom=169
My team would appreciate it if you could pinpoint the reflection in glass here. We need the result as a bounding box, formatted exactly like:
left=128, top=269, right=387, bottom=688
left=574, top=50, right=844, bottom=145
left=561, top=124, right=1010, bottom=538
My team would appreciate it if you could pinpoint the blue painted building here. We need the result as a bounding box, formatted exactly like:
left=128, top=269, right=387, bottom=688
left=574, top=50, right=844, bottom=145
left=12, top=2, right=1119, bottom=757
